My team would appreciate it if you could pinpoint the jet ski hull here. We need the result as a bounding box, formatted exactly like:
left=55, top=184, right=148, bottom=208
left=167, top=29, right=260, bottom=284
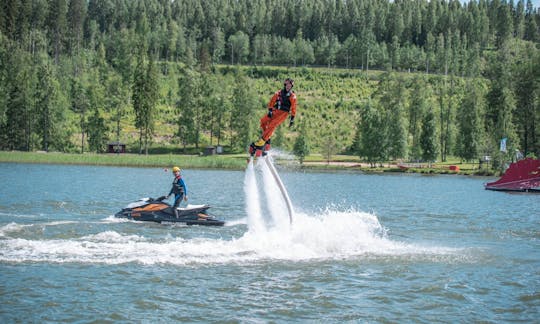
left=115, top=198, right=225, bottom=226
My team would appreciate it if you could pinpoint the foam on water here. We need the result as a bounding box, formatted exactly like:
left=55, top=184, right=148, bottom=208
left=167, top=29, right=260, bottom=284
left=0, top=209, right=462, bottom=265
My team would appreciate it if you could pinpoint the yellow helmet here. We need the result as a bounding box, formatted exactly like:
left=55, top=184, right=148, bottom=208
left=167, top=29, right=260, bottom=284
left=172, top=166, right=181, bottom=173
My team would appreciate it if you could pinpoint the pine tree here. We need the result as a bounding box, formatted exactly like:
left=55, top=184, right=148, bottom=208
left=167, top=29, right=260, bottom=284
left=176, top=68, right=200, bottom=151
left=86, top=106, right=108, bottom=153
left=70, top=77, right=89, bottom=153
left=47, top=0, right=67, bottom=64
left=35, top=57, right=60, bottom=152
left=457, top=80, right=486, bottom=162
left=132, top=46, right=155, bottom=154
left=4, top=50, right=33, bottom=151
left=420, top=107, right=438, bottom=165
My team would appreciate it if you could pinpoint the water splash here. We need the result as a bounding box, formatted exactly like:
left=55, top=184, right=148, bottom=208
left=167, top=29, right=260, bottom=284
left=261, top=158, right=285, bottom=228
left=244, top=158, right=264, bottom=233
left=0, top=208, right=466, bottom=265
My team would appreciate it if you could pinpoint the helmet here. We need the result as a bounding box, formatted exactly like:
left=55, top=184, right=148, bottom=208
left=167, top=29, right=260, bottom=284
left=172, top=166, right=181, bottom=173
left=284, top=78, right=294, bottom=88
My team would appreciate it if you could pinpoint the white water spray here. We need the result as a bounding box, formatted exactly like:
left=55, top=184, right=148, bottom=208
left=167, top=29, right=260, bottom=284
left=244, top=158, right=264, bottom=233
left=244, top=156, right=294, bottom=233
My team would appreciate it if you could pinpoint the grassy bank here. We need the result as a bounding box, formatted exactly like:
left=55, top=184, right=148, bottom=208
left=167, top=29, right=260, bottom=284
left=0, top=151, right=248, bottom=170
left=0, top=151, right=497, bottom=176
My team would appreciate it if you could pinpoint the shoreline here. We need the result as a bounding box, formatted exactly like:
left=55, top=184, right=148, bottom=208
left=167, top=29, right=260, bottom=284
left=0, top=151, right=498, bottom=176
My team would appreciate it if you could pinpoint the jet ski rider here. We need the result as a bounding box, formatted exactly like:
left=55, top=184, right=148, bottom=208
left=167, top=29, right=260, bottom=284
left=166, top=166, right=188, bottom=218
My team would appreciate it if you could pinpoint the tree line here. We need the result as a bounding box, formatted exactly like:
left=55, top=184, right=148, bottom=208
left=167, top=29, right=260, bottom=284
left=0, top=0, right=539, bottom=169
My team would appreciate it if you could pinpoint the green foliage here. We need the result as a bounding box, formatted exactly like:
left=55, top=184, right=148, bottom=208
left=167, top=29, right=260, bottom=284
left=293, top=123, right=310, bottom=164
left=0, top=0, right=539, bottom=170
left=456, top=80, right=486, bottom=161
left=86, top=106, right=108, bottom=153
left=420, top=107, right=438, bottom=163
left=132, top=48, right=159, bottom=154
left=359, top=100, right=387, bottom=166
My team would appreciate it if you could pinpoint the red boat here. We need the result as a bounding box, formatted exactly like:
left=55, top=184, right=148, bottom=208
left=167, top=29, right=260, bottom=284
left=485, top=158, right=540, bottom=192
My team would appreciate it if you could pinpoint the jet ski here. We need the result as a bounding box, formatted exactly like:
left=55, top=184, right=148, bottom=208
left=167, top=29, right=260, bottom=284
left=115, top=196, right=225, bottom=226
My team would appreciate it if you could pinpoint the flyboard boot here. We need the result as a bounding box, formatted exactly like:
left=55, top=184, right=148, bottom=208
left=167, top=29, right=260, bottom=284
left=262, top=138, right=271, bottom=156
left=249, top=138, right=266, bottom=157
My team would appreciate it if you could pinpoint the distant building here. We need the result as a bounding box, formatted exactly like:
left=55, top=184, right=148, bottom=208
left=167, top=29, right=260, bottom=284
left=107, top=142, right=126, bottom=153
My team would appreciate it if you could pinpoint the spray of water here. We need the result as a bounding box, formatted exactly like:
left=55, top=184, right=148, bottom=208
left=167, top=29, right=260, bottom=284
left=244, top=158, right=264, bottom=233
left=260, top=157, right=291, bottom=230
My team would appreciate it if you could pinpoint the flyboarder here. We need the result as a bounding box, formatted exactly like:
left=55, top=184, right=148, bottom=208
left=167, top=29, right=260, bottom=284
left=249, top=78, right=297, bottom=157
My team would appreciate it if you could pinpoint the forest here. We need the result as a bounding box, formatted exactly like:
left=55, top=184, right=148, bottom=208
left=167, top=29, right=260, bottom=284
left=0, top=0, right=539, bottom=169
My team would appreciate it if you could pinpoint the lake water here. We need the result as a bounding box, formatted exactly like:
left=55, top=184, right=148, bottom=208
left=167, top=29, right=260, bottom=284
left=0, top=158, right=539, bottom=323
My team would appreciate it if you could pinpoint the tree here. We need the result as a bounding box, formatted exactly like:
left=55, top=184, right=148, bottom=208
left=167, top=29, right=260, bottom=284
left=456, top=80, right=486, bottom=162
left=132, top=48, right=158, bottom=155
left=486, top=40, right=518, bottom=164
left=3, top=49, right=33, bottom=151
left=70, top=77, right=89, bottom=153
left=514, top=41, right=540, bottom=156
left=47, top=0, right=67, bottom=64
left=359, top=100, right=387, bottom=167
left=35, top=57, right=61, bottom=152
left=86, top=105, right=108, bottom=152
left=228, top=72, right=257, bottom=151
left=524, top=0, right=539, bottom=42
left=420, top=107, right=438, bottom=165
left=228, top=31, right=249, bottom=65
left=294, top=30, right=315, bottom=66
left=106, top=74, right=129, bottom=150
left=293, top=122, right=310, bottom=164
left=314, top=33, right=340, bottom=67
left=252, top=34, right=271, bottom=65
left=408, top=79, right=431, bottom=160
left=211, top=27, right=225, bottom=64
left=495, top=0, right=514, bottom=48
left=374, top=73, right=408, bottom=160
left=85, top=67, right=107, bottom=153
left=176, top=68, right=201, bottom=151
left=66, top=0, right=86, bottom=55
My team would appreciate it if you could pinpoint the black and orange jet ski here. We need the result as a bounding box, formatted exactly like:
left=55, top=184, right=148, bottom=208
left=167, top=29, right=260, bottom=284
left=115, top=196, right=225, bottom=226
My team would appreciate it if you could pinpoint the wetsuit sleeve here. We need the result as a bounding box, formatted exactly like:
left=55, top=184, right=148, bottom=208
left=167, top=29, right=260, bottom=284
left=267, top=91, right=280, bottom=109
left=290, top=92, right=297, bottom=117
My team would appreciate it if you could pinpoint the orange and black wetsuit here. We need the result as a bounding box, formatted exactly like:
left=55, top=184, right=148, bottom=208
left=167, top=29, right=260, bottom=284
left=259, top=88, right=297, bottom=142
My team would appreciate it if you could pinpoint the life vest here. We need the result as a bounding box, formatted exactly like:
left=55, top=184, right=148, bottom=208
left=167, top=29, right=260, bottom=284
left=275, top=89, right=294, bottom=112
left=171, top=176, right=185, bottom=194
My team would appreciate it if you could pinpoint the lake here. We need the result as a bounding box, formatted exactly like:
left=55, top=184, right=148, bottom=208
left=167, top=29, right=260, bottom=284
left=0, top=159, right=539, bottom=322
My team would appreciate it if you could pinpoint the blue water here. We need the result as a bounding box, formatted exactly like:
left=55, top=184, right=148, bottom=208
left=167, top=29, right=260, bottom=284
left=0, top=159, right=539, bottom=323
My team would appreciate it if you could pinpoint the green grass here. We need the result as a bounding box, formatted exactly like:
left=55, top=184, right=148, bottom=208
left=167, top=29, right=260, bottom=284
left=0, top=151, right=498, bottom=176
left=0, top=151, right=247, bottom=170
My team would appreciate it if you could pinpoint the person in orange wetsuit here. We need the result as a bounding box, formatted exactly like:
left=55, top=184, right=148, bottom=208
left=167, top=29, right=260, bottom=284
left=250, top=78, right=297, bottom=155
